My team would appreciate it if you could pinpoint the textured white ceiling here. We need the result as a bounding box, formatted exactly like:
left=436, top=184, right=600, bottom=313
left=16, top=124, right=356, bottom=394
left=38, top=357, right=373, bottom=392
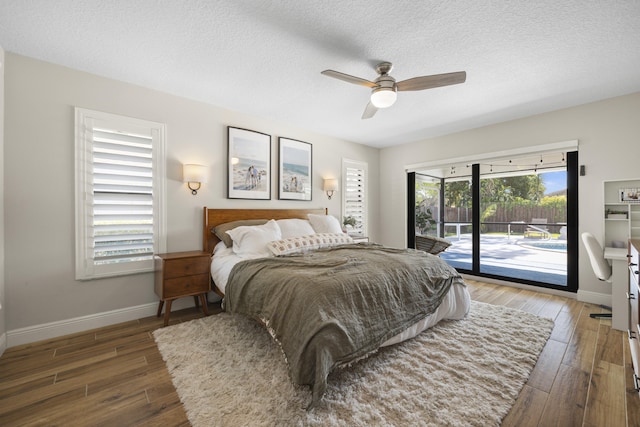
left=1, top=1, right=639, bottom=148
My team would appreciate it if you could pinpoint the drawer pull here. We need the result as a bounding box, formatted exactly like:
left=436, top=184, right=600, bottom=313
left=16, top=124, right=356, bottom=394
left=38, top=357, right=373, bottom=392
left=629, top=292, right=637, bottom=300
left=635, top=374, right=640, bottom=392
left=631, top=262, right=638, bottom=267
left=629, top=330, right=637, bottom=340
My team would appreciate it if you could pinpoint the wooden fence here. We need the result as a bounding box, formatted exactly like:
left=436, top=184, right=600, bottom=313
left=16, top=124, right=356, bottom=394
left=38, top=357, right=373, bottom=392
left=422, top=205, right=567, bottom=235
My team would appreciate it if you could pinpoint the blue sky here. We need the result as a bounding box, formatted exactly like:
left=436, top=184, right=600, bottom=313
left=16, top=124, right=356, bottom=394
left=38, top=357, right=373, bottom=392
left=542, top=170, right=566, bottom=194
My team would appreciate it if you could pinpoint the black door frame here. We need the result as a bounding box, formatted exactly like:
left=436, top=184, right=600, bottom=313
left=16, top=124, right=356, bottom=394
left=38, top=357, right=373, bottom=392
left=408, top=151, right=578, bottom=293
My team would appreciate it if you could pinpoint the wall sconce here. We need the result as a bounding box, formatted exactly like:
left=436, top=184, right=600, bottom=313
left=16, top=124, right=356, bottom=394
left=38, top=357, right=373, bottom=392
left=323, top=178, right=338, bottom=200
left=183, top=164, right=207, bottom=195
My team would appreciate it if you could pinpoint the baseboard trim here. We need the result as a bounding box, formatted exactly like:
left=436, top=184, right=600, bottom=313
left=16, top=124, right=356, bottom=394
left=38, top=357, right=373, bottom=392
left=6, top=297, right=198, bottom=348
left=0, top=332, right=7, bottom=357
left=576, top=289, right=612, bottom=306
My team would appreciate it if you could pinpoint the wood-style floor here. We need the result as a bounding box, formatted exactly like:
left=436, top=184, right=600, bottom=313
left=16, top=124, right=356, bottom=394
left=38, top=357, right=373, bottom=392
left=0, top=280, right=639, bottom=426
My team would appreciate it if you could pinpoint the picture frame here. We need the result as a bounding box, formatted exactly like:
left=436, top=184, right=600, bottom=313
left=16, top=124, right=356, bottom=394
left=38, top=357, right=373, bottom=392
left=278, top=137, right=312, bottom=201
left=227, top=127, right=271, bottom=200
left=620, top=188, right=640, bottom=203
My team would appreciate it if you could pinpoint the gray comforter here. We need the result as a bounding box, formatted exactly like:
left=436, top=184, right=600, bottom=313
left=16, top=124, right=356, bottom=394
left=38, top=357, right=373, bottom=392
left=224, top=243, right=465, bottom=406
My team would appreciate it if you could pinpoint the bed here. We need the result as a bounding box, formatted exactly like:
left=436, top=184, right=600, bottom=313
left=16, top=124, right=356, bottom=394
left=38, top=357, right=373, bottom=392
left=203, top=207, right=471, bottom=406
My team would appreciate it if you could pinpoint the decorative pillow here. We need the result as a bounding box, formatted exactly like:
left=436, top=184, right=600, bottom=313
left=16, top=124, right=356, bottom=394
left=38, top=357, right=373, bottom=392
left=213, top=219, right=269, bottom=247
left=307, top=214, right=343, bottom=234
left=225, top=220, right=282, bottom=258
left=267, top=233, right=353, bottom=256
left=276, top=219, right=316, bottom=239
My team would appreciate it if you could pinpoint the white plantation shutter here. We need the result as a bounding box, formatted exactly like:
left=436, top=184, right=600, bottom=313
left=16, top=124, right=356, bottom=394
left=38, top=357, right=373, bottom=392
left=342, top=159, right=367, bottom=236
left=92, top=129, right=154, bottom=263
left=75, top=108, right=166, bottom=280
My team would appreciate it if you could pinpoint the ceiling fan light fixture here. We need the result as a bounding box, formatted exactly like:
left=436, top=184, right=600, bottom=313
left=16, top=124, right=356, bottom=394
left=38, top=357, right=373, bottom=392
left=370, top=87, right=397, bottom=108
left=321, top=62, right=466, bottom=119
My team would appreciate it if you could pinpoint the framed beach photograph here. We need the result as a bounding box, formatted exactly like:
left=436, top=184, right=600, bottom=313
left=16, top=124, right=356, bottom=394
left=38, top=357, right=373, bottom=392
left=278, top=137, right=312, bottom=201
left=227, top=127, right=271, bottom=200
left=620, top=188, right=640, bottom=203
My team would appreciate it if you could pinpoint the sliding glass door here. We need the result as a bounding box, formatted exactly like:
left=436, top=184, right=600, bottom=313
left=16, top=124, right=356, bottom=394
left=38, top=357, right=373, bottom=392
left=409, top=151, right=578, bottom=292
left=476, top=169, right=567, bottom=285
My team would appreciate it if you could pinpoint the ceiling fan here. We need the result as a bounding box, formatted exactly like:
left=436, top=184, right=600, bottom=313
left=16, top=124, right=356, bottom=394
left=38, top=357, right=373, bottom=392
left=321, top=62, right=466, bottom=119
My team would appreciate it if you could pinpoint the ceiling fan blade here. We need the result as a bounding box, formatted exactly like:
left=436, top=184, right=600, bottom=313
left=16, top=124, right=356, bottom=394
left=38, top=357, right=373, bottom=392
left=361, top=101, right=378, bottom=119
left=396, top=71, right=466, bottom=91
left=321, top=70, right=378, bottom=88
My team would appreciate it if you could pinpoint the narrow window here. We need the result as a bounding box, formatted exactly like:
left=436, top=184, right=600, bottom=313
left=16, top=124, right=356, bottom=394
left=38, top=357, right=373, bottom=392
left=342, top=159, right=368, bottom=237
left=75, top=108, right=166, bottom=280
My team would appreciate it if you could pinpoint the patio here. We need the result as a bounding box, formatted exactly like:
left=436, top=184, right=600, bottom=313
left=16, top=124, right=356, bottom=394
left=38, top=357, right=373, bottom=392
left=438, top=233, right=568, bottom=286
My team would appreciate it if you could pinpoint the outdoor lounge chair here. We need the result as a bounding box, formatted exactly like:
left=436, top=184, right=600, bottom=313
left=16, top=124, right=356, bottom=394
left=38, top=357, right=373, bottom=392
left=525, top=218, right=549, bottom=239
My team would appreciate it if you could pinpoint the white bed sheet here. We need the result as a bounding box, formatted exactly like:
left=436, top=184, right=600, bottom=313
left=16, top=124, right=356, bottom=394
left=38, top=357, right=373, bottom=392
left=210, top=242, right=239, bottom=295
left=210, top=242, right=471, bottom=346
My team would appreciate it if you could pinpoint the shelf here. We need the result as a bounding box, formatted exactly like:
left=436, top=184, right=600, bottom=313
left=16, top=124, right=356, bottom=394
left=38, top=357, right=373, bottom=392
left=605, top=180, right=640, bottom=247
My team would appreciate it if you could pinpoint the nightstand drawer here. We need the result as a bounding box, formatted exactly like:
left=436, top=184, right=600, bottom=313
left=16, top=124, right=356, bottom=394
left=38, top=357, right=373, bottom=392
left=155, top=250, right=212, bottom=326
left=164, top=256, right=210, bottom=279
left=163, top=273, right=210, bottom=299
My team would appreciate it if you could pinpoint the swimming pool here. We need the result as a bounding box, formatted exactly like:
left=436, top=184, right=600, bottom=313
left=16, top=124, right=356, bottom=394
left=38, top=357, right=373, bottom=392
left=518, top=240, right=567, bottom=252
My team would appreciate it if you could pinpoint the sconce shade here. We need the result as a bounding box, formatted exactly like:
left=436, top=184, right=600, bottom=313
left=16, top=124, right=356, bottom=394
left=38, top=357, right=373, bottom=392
left=323, top=178, right=338, bottom=200
left=183, top=164, right=208, bottom=183
left=183, top=164, right=207, bottom=195
left=323, top=179, right=338, bottom=192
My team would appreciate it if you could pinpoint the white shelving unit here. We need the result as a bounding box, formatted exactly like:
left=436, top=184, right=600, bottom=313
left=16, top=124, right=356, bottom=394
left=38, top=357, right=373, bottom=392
left=603, top=180, right=640, bottom=332
left=604, top=179, right=640, bottom=249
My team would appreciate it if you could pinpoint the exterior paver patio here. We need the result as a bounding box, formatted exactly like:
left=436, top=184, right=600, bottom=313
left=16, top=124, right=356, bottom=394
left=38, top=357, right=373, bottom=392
left=438, top=234, right=567, bottom=285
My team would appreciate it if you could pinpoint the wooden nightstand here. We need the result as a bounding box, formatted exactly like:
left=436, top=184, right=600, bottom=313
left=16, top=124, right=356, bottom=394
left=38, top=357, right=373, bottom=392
left=154, top=251, right=211, bottom=326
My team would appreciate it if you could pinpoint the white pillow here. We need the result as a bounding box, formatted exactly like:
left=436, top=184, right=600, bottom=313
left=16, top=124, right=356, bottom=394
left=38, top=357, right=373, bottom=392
left=225, top=219, right=282, bottom=258
left=213, top=240, right=229, bottom=255
left=276, top=219, right=316, bottom=239
left=267, top=233, right=354, bottom=256
left=307, top=214, right=343, bottom=234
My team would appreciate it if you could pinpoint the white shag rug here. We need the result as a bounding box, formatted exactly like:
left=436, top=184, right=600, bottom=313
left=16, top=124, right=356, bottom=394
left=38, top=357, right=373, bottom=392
left=153, top=301, right=553, bottom=427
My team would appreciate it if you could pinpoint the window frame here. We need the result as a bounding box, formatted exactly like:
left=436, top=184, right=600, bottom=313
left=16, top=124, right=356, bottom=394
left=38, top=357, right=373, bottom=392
left=341, top=158, right=368, bottom=237
left=75, top=108, right=167, bottom=280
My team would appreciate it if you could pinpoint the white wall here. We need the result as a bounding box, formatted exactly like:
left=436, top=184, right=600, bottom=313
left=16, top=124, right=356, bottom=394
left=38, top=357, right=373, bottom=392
left=0, top=45, right=6, bottom=354
left=379, top=92, right=640, bottom=302
left=4, top=53, right=379, bottom=344
left=7, top=50, right=638, bottom=346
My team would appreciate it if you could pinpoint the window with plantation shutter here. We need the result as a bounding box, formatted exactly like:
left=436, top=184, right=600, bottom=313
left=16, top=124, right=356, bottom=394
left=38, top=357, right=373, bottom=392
left=75, top=108, right=166, bottom=280
left=342, top=159, right=368, bottom=237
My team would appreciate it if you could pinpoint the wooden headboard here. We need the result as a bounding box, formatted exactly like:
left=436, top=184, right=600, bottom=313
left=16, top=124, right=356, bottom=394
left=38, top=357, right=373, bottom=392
left=203, top=207, right=328, bottom=253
